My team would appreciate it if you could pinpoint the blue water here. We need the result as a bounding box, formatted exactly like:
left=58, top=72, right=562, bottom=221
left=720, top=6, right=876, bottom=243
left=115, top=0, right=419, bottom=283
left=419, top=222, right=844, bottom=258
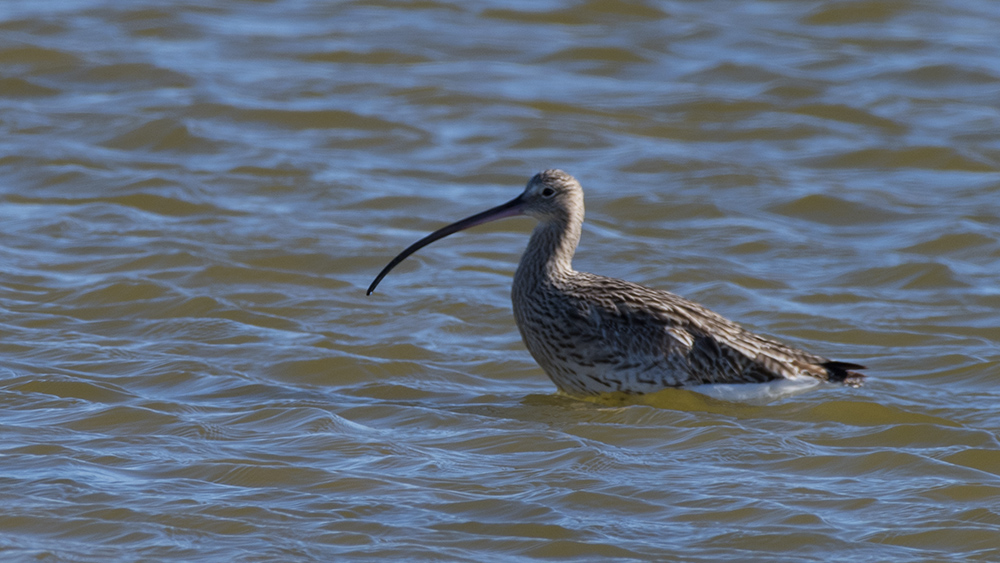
left=1, top=1, right=1000, bottom=561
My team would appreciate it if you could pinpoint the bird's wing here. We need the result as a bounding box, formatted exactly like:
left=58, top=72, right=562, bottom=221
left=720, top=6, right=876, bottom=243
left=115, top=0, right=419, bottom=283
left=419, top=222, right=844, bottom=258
left=564, top=273, right=864, bottom=386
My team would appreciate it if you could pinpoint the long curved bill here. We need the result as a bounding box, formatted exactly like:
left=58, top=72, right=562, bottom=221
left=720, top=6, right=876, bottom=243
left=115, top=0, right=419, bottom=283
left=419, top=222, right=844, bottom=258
left=367, top=195, right=526, bottom=295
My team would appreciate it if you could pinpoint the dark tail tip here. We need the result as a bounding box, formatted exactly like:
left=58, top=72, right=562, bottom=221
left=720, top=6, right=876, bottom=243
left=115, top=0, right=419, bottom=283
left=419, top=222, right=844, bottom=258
left=821, top=361, right=867, bottom=387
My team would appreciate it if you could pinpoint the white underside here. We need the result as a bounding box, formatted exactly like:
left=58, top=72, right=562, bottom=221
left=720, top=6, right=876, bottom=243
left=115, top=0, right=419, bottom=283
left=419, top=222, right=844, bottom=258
left=687, top=378, right=822, bottom=403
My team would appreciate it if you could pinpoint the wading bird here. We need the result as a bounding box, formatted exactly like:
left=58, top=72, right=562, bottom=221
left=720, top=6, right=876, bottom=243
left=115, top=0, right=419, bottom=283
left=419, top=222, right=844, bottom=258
left=367, top=170, right=865, bottom=395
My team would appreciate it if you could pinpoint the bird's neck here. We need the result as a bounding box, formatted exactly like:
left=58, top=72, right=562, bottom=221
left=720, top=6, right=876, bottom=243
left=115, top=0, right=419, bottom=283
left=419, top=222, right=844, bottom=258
left=514, top=217, right=581, bottom=287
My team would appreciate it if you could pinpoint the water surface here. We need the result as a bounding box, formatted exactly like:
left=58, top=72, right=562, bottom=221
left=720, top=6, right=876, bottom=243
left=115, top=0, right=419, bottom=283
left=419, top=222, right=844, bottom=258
left=2, top=0, right=1000, bottom=561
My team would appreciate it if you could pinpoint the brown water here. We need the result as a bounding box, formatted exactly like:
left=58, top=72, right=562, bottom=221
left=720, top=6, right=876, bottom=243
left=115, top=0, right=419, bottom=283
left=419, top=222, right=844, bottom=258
left=2, top=1, right=1000, bottom=561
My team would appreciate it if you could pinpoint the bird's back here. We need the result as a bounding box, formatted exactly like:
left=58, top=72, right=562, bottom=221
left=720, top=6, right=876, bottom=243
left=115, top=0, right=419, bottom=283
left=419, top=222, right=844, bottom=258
left=512, top=270, right=863, bottom=395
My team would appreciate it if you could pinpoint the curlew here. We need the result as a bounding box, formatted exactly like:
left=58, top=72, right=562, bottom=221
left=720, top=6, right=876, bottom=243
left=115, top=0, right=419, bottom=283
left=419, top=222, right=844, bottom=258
left=367, top=170, right=865, bottom=395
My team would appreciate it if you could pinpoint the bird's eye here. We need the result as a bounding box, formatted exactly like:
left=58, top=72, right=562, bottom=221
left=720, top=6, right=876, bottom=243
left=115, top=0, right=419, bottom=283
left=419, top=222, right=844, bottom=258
left=541, top=187, right=556, bottom=198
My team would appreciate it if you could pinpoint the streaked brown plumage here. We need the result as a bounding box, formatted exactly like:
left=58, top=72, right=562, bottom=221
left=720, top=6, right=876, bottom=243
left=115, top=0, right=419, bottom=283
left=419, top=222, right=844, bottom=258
left=368, top=170, right=865, bottom=395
